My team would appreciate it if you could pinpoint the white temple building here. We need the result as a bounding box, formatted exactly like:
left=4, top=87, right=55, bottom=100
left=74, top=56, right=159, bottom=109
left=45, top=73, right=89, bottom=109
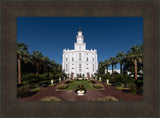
left=62, top=30, right=98, bottom=79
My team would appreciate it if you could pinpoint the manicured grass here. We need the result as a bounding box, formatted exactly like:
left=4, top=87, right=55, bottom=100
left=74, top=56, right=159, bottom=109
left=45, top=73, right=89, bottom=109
left=116, top=86, right=125, bottom=90
left=67, top=80, right=96, bottom=90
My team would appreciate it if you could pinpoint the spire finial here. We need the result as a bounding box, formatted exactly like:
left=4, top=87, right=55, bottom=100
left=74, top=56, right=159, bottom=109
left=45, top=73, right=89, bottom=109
left=78, top=28, right=82, bottom=32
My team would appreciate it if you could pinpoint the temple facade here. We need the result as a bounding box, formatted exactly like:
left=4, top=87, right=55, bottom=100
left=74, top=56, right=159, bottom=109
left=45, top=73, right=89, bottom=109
left=62, top=30, right=98, bottom=79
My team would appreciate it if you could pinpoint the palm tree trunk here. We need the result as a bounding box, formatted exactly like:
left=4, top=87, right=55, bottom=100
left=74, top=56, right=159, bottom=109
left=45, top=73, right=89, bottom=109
left=134, top=59, right=137, bottom=80
left=36, top=62, right=39, bottom=76
left=120, top=63, right=122, bottom=74
left=112, top=64, right=113, bottom=74
left=18, top=57, right=21, bottom=84
left=44, top=64, right=45, bottom=72
left=46, top=66, right=49, bottom=79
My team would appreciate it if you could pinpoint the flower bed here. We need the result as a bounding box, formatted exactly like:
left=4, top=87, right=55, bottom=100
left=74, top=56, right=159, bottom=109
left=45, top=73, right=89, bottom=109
left=75, top=85, right=87, bottom=95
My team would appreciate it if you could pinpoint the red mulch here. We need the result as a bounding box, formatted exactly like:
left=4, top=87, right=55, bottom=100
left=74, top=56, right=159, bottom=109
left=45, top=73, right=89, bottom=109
left=18, top=80, right=143, bottom=101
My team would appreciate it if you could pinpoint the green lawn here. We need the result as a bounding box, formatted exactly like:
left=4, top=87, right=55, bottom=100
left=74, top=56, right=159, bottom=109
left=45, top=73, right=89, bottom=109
left=67, top=80, right=96, bottom=90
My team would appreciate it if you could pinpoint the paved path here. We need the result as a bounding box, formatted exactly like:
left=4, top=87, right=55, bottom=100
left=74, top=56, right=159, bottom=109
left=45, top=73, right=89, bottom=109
left=18, top=80, right=143, bottom=101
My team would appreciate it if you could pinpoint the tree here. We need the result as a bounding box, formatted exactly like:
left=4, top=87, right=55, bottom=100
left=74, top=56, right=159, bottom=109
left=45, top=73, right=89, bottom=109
left=104, top=59, right=110, bottom=73
left=127, top=45, right=143, bottom=80
left=109, top=57, right=117, bottom=74
left=31, top=51, right=44, bottom=77
left=50, top=60, right=62, bottom=79
left=42, top=56, right=50, bottom=73
left=98, top=61, right=105, bottom=75
left=116, top=52, right=125, bottom=74
left=17, top=42, right=29, bottom=84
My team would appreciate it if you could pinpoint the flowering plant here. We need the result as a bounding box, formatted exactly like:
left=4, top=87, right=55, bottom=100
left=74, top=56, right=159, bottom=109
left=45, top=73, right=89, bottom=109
left=75, top=85, right=86, bottom=93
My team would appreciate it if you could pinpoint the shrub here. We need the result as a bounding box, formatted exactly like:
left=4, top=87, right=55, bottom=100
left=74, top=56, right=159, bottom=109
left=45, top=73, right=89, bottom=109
left=95, top=96, right=119, bottom=101
left=56, top=84, right=69, bottom=90
left=107, top=83, right=112, bottom=85
left=17, top=85, right=30, bottom=97
left=65, top=79, right=73, bottom=84
left=128, top=82, right=137, bottom=94
left=88, top=79, right=96, bottom=84
left=38, top=80, right=50, bottom=87
left=136, top=86, right=143, bottom=95
left=30, top=87, right=41, bottom=92
left=49, top=73, right=54, bottom=79
left=93, top=83, right=104, bottom=89
left=30, top=83, right=40, bottom=89
left=40, top=96, right=61, bottom=101
left=22, top=73, right=37, bottom=84
left=39, top=73, right=49, bottom=80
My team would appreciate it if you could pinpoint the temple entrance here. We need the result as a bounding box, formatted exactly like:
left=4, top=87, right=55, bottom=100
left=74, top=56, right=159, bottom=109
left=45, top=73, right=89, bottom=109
left=71, top=72, right=74, bottom=79
left=87, top=72, right=90, bottom=78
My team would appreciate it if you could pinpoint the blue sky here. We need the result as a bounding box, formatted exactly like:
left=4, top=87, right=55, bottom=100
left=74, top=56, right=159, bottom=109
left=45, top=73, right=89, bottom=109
left=17, top=17, right=143, bottom=69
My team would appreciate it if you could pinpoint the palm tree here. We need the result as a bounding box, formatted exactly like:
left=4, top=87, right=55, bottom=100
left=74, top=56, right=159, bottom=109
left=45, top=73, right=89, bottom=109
left=109, top=57, right=117, bottom=74
left=104, top=60, right=110, bottom=73
left=116, top=52, right=125, bottom=74
left=17, top=42, right=29, bottom=84
left=42, top=56, right=50, bottom=73
left=98, top=61, right=105, bottom=75
left=31, top=51, right=44, bottom=77
left=127, top=45, right=143, bottom=80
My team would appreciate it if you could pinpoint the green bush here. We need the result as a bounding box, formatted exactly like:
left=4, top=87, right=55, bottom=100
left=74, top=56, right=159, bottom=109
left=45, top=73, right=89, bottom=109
left=88, top=79, right=96, bottom=84
left=109, top=74, right=122, bottom=86
left=22, top=73, right=37, bottom=84
left=30, top=87, right=41, bottom=92
left=65, top=79, right=73, bottom=84
left=40, top=96, right=61, bottom=101
left=56, top=84, right=69, bottom=90
left=128, top=82, right=137, bottom=94
left=109, top=74, right=133, bottom=87
left=37, top=80, right=50, bottom=87
left=95, top=96, right=119, bottom=101
left=17, top=85, right=30, bottom=97
left=30, top=83, right=40, bottom=89
left=93, top=83, right=104, bottom=89
left=136, top=86, right=143, bottom=95
left=39, top=73, right=49, bottom=80
left=49, top=73, right=54, bottom=79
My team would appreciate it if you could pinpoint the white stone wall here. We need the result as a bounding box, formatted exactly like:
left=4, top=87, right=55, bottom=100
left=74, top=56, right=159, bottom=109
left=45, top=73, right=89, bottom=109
left=62, top=30, right=98, bottom=78
left=105, top=69, right=120, bottom=74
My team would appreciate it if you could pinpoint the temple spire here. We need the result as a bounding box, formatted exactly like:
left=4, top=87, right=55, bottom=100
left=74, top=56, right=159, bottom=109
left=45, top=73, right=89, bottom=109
left=76, top=30, right=84, bottom=44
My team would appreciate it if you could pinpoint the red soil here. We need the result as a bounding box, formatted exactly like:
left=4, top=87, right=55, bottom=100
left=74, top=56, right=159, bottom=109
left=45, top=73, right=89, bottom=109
left=18, top=80, right=143, bottom=101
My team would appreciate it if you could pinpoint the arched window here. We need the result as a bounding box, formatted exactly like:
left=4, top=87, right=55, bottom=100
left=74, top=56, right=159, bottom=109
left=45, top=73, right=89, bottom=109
left=79, top=64, right=81, bottom=72
left=93, top=64, right=94, bottom=71
left=87, top=57, right=88, bottom=61
left=66, top=64, right=68, bottom=72
left=79, top=53, right=81, bottom=61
